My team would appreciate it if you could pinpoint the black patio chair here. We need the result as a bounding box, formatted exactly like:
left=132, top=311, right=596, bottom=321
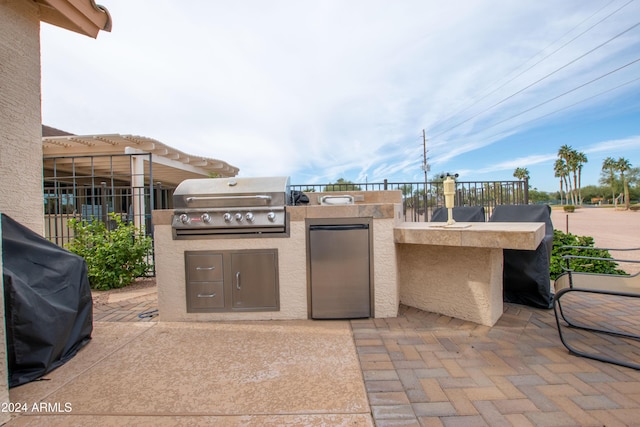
left=554, top=247, right=640, bottom=370
left=430, top=206, right=485, bottom=222
left=488, top=204, right=553, bottom=309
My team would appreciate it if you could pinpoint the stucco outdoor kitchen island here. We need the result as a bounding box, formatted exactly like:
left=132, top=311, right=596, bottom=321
left=394, top=221, right=545, bottom=326
left=152, top=190, right=402, bottom=322
left=153, top=181, right=545, bottom=326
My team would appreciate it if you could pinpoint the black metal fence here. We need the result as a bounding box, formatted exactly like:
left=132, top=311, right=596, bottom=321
left=42, top=162, right=528, bottom=276
left=43, top=153, right=175, bottom=276
left=291, top=179, right=528, bottom=222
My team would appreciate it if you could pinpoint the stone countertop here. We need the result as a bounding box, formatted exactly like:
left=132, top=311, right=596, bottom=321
left=288, top=203, right=399, bottom=222
left=394, top=222, right=545, bottom=250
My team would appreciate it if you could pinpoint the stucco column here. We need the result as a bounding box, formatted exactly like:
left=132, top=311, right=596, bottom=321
left=127, top=149, right=147, bottom=232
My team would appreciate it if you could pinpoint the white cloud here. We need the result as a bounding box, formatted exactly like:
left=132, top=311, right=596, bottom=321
left=40, top=0, right=640, bottom=187
left=585, top=136, right=640, bottom=154
left=458, top=153, right=558, bottom=176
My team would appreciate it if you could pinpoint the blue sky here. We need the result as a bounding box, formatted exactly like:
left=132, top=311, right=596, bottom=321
left=40, top=0, right=640, bottom=192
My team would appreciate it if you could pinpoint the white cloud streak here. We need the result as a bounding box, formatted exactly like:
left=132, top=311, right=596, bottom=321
left=585, top=136, right=640, bottom=154
left=40, top=0, right=640, bottom=188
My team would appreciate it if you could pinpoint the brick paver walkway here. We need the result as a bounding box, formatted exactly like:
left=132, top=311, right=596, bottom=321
left=92, top=291, right=158, bottom=322
left=92, top=289, right=640, bottom=426
left=354, top=299, right=640, bottom=426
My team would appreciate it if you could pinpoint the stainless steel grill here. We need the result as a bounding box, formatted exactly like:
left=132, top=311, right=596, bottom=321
left=171, top=176, right=291, bottom=239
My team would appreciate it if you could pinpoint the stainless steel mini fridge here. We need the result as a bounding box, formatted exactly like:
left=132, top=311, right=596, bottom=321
left=308, top=222, right=371, bottom=319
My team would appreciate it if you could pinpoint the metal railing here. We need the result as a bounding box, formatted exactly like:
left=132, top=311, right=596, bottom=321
left=43, top=153, right=175, bottom=276
left=43, top=167, right=528, bottom=273
left=291, top=179, right=528, bottom=222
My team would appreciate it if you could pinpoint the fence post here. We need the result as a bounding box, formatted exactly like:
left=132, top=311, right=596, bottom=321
left=101, top=181, right=108, bottom=225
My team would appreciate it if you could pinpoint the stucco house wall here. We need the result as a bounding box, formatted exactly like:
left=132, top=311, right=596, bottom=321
left=0, top=1, right=43, bottom=419
left=1, top=1, right=110, bottom=421
left=1, top=0, right=44, bottom=234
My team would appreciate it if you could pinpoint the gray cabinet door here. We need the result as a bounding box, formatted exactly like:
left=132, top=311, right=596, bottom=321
left=309, top=226, right=370, bottom=319
left=231, top=251, right=278, bottom=310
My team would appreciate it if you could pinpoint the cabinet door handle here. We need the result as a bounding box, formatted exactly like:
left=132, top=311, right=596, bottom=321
left=196, top=293, right=217, bottom=298
left=195, top=266, right=215, bottom=271
left=235, top=272, right=241, bottom=290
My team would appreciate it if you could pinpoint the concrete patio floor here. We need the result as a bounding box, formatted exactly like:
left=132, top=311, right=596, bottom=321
left=6, top=284, right=640, bottom=426
left=8, top=315, right=370, bottom=426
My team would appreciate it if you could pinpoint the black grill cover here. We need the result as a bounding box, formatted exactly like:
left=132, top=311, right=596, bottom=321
left=2, top=214, right=92, bottom=387
left=489, top=205, right=554, bottom=309
left=431, top=206, right=485, bottom=222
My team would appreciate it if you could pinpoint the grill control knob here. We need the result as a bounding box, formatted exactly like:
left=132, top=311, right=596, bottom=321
left=201, top=213, right=212, bottom=223
left=267, top=212, right=277, bottom=222
left=223, top=213, right=233, bottom=223
left=234, top=213, right=243, bottom=222
left=179, top=213, right=189, bottom=224
left=245, top=212, right=255, bottom=223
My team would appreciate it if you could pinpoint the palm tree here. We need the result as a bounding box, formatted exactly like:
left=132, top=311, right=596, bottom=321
left=601, top=157, right=618, bottom=206
left=554, top=159, right=567, bottom=205
left=574, top=151, right=588, bottom=205
left=513, top=167, right=530, bottom=204
left=557, top=145, right=576, bottom=205
left=556, top=146, right=587, bottom=205
left=568, top=153, right=579, bottom=205
left=513, top=167, right=530, bottom=181
left=616, top=157, right=632, bottom=210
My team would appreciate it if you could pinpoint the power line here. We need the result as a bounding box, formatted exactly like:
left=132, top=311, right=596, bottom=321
left=480, top=57, right=640, bottom=134
left=456, top=73, right=640, bottom=152
left=430, top=19, right=640, bottom=140
left=432, top=0, right=627, bottom=132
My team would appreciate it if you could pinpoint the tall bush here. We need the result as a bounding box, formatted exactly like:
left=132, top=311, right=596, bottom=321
left=550, top=229, right=626, bottom=280
left=66, top=213, right=153, bottom=290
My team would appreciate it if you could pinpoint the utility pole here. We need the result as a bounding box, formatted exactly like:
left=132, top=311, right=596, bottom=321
left=422, top=129, right=429, bottom=185
left=421, top=129, right=430, bottom=221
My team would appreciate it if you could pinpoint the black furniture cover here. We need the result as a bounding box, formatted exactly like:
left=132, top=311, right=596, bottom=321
left=489, top=205, right=554, bottom=309
left=2, top=214, right=92, bottom=387
left=431, top=206, right=486, bottom=222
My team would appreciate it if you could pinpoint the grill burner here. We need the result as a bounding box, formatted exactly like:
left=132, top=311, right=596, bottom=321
left=172, top=176, right=291, bottom=239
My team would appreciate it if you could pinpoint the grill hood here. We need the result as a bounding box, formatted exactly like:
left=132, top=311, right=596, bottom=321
left=173, top=176, right=291, bottom=209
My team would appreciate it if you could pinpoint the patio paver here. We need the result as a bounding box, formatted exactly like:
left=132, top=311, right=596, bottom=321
left=355, top=301, right=640, bottom=426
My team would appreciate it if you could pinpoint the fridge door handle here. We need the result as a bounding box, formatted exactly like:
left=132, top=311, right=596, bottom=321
left=309, top=224, right=369, bottom=231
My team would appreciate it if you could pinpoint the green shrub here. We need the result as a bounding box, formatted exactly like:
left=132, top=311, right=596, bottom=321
left=550, top=229, right=626, bottom=281
left=66, top=213, right=153, bottom=290
left=563, top=205, right=575, bottom=212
